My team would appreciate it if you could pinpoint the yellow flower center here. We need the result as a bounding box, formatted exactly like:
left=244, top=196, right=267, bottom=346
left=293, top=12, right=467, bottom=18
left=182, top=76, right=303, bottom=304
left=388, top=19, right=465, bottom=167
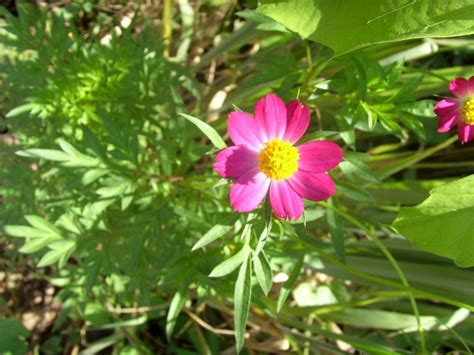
left=259, top=138, right=299, bottom=180
left=462, top=99, right=474, bottom=125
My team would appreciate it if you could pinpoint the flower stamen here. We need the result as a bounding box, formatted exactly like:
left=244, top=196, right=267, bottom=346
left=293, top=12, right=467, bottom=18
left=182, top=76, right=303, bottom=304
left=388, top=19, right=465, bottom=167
left=259, top=138, right=299, bottom=180
left=462, top=98, right=474, bottom=125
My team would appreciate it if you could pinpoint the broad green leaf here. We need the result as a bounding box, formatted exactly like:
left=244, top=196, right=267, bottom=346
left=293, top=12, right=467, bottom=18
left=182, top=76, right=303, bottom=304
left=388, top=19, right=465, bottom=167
left=166, top=283, right=189, bottom=340
left=192, top=223, right=234, bottom=251
left=253, top=251, right=273, bottom=295
left=276, top=254, right=305, bottom=313
left=0, top=319, right=30, bottom=355
left=234, top=254, right=252, bottom=352
left=257, top=0, right=474, bottom=55
left=209, top=246, right=247, bottom=278
left=393, top=175, right=474, bottom=267
left=179, top=113, right=226, bottom=150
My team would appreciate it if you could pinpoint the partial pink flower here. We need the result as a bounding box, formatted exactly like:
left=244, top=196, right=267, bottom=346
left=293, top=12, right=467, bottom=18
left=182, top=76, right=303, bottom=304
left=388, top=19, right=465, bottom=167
left=435, top=76, right=474, bottom=143
left=214, top=93, right=343, bottom=220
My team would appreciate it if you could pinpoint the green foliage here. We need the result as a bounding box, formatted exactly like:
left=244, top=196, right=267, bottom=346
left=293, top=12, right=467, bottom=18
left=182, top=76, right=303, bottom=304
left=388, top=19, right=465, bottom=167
left=0, top=319, right=30, bottom=355
left=393, top=175, right=474, bottom=267
left=257, top=0, right=474, bottom=54
left=1, top=0, right=474, bottom=353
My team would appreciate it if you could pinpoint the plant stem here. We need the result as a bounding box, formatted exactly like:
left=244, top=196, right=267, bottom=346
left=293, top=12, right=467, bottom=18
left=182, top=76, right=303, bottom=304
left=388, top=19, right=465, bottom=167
left=163, top=0, right=173, bottom=57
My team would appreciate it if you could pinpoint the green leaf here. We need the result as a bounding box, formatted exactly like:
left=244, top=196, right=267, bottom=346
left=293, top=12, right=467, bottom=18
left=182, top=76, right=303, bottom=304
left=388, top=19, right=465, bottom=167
left=166, top=284, right=189, bottom=340
left=6, top=103, right=35, bottom=118
left=37, top=249, right=67, bottom=267
left=393, top=175, right=474, bottom=267
left=257, top=0, right=474, bottom=54
left=326, top=197, right=345, bottom=263
left=19, top=237, right=59, bottom=254
left=0, top=319, right=30, bottom=355
left=179, top=113, right=226, bottom=150
left=276, top=254, right=305, bottom=313
left=253, top=251, right=273, bottom=295
left=209, top=247, right=247, bottom=278
left=4, top=225, right=47, bottom=238
left=36, top=240, right=75, bottom=267
left=16, top=149, right=69, bottom=161
left=336, top=180, right=374, bottom=202
left=24, top=215, right=61, bottom=236
left=339, top=160, right=380, bottom=183
left=91, top=316, right=148, bottom=330
left=234, top=254, right=252, bottom=352
left=192, top=223, right=234, bottom=251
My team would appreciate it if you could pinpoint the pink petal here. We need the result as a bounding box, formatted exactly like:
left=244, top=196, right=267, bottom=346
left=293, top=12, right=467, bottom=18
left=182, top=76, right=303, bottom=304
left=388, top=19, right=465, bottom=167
left=269, top=180, right=304, bottom=220
left=228, top=111, right=264, bottom=150
left=438, top=113, right=460, bottom=133
left=449, top=78, right=470, bottom=98
left=288, top=170, right=336, bottom=201
left=458, top=122, right=474, bottom=143
left=254, top=93, right=287, bottom=142
left=434, top=98, right=460, bottom=118
left=282, top=100, right=310, bottom=144
left=297, top=141, right=343, bottom=173
left=230, top=170, right=270, bottom=212
left=468, top=76, right=474, bottom=93
left=214, top=145, right=259, bottom=178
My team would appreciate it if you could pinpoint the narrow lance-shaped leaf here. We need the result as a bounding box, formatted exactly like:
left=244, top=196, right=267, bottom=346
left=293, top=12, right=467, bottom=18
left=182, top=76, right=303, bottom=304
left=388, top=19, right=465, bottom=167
left=327, top=197, right=346, bottom=263
left=209, top=246, right=247, bottom=278
left=276, top=254, right=305, bottom=313
left=234, top=253, right=252, bottom=352
left=192, top=223, right=235, bottom=251
left=253, top=250, right=273, bottom=295
left=166, top=283, right=189, bottom=340
left=179, top=113, right=226, bottom=150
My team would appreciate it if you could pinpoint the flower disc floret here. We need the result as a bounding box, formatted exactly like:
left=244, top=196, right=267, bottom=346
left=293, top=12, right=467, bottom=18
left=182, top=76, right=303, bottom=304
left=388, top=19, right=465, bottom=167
left=259, top=138, right=299, bottom=180
left=461, top=98, right=474, bottom=125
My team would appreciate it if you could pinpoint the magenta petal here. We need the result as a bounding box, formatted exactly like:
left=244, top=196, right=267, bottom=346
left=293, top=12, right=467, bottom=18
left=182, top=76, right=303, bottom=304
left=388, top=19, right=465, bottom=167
left=458, top=122, right=474, bottom=143
left=269, top=180, right=304, bottom=220
left=288, top=171, right=336, bottom=201
left=228, top=111, right=264, bottom=150
left=449, top=78, right=470, bottom=98
left=468, top=76, right=474, bottom=93
left=438, top=113, right=460, bottom=133
left=434, top=98, right=460, bottom=118
left=297, top=141, right=343, bottom=173
left=214, top=145, right=259, bottom=178
left=254, top=93, right=287, bottom=142
left=230, top=170, right=270, bottom=212
left=282, top=100, right=310, bottom=144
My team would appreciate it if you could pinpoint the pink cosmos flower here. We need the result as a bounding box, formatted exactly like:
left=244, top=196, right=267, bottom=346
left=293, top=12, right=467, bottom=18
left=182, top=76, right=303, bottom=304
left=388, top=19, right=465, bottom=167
left=214, top=93, right=343, bottom=220
left=435, top=76, right=474, bottom=143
